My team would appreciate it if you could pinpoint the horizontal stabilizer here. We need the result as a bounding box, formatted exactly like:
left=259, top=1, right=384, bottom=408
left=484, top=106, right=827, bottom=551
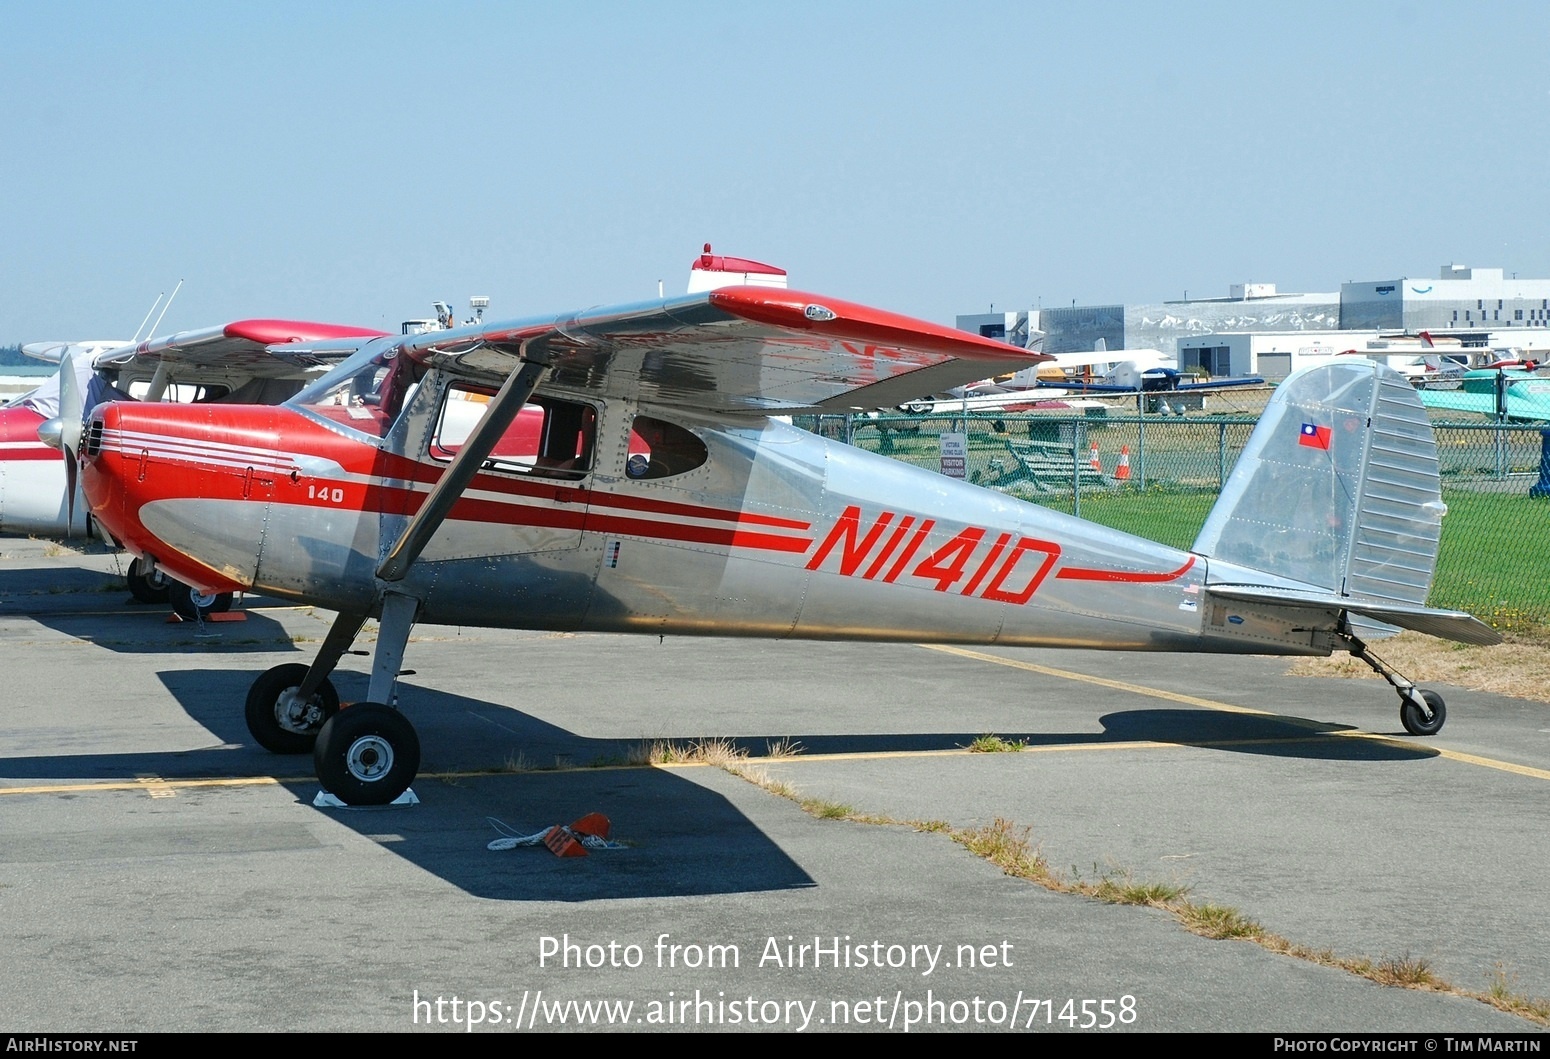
left=1205, top=584, right=1502, bottom=646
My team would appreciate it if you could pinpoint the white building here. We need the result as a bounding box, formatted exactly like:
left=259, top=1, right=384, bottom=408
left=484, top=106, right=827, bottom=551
left=1340, top=266, right=1550, bottom=332
left=1179, top=327, right=1550, bottom=380
left=962, top=265, right=1550, bottom=359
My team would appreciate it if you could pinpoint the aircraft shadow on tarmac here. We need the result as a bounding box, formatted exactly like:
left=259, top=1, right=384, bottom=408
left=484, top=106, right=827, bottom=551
left=0, top=671, right=1433, bottom=902
left=7, top=594, right=302, bottom=654
left=0, top=668, right=817, bottom=901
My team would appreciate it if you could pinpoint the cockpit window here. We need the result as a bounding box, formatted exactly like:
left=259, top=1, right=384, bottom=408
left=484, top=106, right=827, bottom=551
left=626, top=416, right=707, bottom=480
left=289, top=343, right=418, bottom=439
left=430, top=383, right=595, bottom=480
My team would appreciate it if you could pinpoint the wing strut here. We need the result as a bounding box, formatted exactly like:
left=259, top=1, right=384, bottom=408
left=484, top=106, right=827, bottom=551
left=376, top=342, right=556, bottom=583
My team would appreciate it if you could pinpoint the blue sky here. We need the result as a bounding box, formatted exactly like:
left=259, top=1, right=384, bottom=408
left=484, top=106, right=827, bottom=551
left=4, top=1, right=1548, bottom=340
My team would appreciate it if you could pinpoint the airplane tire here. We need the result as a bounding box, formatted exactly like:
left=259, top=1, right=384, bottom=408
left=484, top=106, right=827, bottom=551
left=169, top=583, right=233, bottom=620
left=314, top=703, right=420, bottom=806
left=1400, top=690, right=1446, bottom=736
left=245, top=663, right=339, bottom=754
left=126, top=558, right=172, bottom=605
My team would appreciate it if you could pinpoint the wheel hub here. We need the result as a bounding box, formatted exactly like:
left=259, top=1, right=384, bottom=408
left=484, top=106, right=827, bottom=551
left=275, top=689, right=322, bottom=734
left=345, top=735, right=394, bottom=782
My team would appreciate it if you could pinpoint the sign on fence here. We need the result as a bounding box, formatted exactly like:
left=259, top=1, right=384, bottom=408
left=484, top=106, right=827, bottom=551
left=939, top=432, right=967, bottom=479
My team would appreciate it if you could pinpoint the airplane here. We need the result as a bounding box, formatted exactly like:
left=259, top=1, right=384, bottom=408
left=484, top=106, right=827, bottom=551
left=68, top=284, right=1499, bottom=806
left=899, top=344, right=1262, bottom=414
left=1417, top=367, right=1550, bottom=422
left=5, top=320, right=388, bottom=609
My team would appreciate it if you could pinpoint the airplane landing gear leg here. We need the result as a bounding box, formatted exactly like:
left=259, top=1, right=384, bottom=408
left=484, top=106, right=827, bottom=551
left=244, top=610, right=366, bottom=754
left=313, top=593, right=422, bottom=806
left=1346, top=633, right=1447, bottom=736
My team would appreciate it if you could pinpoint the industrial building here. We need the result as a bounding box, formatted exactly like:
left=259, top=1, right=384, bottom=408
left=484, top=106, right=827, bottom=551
left=958, top=265, right=1550, bottom=368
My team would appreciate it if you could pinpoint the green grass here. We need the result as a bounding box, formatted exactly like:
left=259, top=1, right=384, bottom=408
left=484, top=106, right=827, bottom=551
left=963, top=733, right=1029, bottom=753
left=1050, top=489, right=1214, bottom=550
left=1431, top=490, right=1550, bottom=632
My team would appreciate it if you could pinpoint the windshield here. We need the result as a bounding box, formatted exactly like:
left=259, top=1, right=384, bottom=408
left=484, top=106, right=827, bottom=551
left=288, top=341, right=415, bottom=439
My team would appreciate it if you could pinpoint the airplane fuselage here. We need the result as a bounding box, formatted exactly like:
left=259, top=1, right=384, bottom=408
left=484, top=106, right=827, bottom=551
left=80, top=377, right=1329, bottom=658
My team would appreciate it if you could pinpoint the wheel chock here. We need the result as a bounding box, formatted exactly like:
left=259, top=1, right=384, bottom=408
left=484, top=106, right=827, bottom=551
left=488, top=813, right=615, bottom=854
left=568, top=812, right=611, bottom=839
left=543, top=814, right=613, bottom=857
left=543, top=826, right=590, bottom=858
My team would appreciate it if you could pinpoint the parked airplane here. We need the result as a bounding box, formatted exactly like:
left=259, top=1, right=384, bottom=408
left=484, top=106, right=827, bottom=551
left=1418, top=368, right=1550, bottom=422
left=71, top=286, right=1497, bottom=805
left=900, top=345, right=1260, bottom=414
left=7, top=320, right=387, bottom=607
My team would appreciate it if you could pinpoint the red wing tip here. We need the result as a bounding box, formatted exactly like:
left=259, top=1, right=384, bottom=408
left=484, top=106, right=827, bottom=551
left=707, top=287, right=1049, bottom=363
left=224, top=320, right=391, bottom=345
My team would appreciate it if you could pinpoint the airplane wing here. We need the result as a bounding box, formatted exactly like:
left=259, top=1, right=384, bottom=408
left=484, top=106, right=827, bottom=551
left=93, top=320, right=390, bottom=379
left=396, top=287, right=1047, bottom=413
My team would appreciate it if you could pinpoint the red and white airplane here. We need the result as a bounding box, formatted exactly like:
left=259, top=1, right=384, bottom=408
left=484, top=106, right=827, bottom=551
left=5, top=320, right=389, bottom=606
left=72, top=281, right=1498, bottom=805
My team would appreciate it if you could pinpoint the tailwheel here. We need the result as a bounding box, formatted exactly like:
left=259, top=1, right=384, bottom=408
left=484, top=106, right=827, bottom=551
left=314, top=703, right=420, bottom=806
left=1400, top=689, right=1447, bottom=737
left=169, top=581, right=233, bottom=620
left=245, top=663, right=339, bottom=754
left=126, top=558, right=172, bottom=605
left=1347, top=633, right=1448, bottom=737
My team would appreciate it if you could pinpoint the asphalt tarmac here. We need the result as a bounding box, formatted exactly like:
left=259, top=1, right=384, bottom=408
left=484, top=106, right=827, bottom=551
left=1, top=538, right=1546, bottom=1034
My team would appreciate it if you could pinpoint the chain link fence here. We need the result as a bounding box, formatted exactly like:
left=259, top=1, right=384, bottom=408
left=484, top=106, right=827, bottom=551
left=797, top=411, right=1550, bottom=636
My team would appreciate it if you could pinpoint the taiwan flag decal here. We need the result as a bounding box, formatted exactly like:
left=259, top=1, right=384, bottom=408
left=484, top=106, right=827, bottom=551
left=1299, top=422, right=1332, bottom=450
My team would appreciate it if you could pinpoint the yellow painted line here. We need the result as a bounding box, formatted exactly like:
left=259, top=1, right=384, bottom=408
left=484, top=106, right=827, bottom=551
left=919, top=643, right=1550, bottom=782
left=1415, top=746, right=1550, bottom=782
left=0, top=776, right=287, bottom=796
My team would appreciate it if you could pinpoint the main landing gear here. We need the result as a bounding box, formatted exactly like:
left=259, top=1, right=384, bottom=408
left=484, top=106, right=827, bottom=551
left=244, top=592, right=422, bottom=805
left=126, top=557, right=172, bottom=604
left=126, top=558, right=233, bottom=619
left=1346, top=633, right=1447, bottom=736
left=169, top=582, right=234, bottom=621
left=245, top=663, right=339, bottom=754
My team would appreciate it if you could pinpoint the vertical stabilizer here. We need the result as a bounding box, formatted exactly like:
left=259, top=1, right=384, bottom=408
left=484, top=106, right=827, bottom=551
left=1194, top=362, right=1445, bottom=607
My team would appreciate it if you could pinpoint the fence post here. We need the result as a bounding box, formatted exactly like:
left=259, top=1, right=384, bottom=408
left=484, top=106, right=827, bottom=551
left=1071, top=421, right=1081, bottom=519
left=1217, top=421, right=1226, bottom=487
left=1531, top=428, right=1550, bottom=498
left=1137, top=415, right=1147, bottom=489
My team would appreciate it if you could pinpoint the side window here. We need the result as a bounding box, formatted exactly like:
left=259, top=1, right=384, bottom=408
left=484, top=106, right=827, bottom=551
left=626, top=416, right=708, bottom=480
left=430, top=386, right=595, bottom=479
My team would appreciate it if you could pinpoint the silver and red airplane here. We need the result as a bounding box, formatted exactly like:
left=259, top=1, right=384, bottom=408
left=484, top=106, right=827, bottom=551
left=4, top=320, right=389, bottom=606
left=67, top=282, right=1498, bottom=805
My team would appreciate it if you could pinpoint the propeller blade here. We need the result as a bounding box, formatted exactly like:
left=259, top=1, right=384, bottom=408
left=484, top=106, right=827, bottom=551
left=59, top=350, right=87, bottom=454
left=57, top=350, right=87, bottom=535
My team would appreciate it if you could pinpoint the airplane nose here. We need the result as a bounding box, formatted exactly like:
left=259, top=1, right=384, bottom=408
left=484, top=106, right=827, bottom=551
left=78, top=407, right=123, bottom=529
left=77, top=401, right=281, bottom=596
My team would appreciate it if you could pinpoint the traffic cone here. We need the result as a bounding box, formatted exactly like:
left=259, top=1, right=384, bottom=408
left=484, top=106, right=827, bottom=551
left=1114, top=445, right=1131, bottom=481
left=1089, top=441, right=1102, bottom=473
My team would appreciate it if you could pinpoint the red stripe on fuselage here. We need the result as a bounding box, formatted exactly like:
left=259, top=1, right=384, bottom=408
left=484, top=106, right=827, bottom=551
left=1054, top=556, right=1197, bottom=583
